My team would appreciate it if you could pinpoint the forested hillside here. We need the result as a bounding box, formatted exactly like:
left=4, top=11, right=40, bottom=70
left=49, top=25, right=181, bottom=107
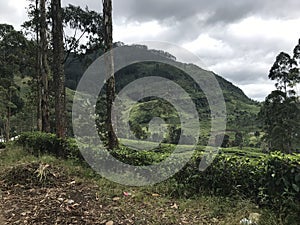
left=0, top=1, right=300, bottom=224
left=64, top=46, right=260, bottom=141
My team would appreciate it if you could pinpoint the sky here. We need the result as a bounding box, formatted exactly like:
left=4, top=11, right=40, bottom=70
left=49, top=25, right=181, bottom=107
left=1, top=0, right=300, bottom=101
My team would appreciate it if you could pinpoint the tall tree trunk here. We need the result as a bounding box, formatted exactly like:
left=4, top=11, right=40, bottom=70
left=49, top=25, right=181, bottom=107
left=103, top=0, right=118, bottom=149
left=5, top=89, right=12, bottom=142
left=5, top=106, right=10, bottom=142
left=51, top=0, right=66, bottom=138
left=40, top=0, right=50, bottom=132
left=36, top=0, right=42, bottom=131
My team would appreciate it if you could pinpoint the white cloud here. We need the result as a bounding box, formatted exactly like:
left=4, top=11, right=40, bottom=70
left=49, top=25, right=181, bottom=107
left=114, top=20, right=168, bottom=44
left=228, top=16, right=300, bottom=40
left=182, top=34, right=234, bottom=60
left=0, top=0, right=27, bottom=30
left=238, top=82, right=275, bottom=101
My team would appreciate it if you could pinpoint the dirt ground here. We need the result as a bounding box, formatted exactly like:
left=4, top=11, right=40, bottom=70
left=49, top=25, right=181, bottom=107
left=0, top=162, right=222, bottom=225
left=0, top=163, right=108, bottom=224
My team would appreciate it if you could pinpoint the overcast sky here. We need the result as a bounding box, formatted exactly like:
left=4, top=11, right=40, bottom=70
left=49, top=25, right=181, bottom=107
left=1, top=0, right=300, bottom=101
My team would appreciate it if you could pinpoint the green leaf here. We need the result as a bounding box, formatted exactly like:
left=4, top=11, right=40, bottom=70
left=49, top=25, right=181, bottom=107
left=292, top=184, right=299, bottom=193
left=295, top=174, right=300, bottom=183
left=283, top=178, right=290, bottom=188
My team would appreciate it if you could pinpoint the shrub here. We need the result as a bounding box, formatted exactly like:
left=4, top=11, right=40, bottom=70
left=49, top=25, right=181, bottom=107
left=16, top=132, right=300, bottom=216
left=17, top=132, right=83, bottom=161
left=0, top=142, right=6, bottom=149
left=173, top=152, right=300, bottom=215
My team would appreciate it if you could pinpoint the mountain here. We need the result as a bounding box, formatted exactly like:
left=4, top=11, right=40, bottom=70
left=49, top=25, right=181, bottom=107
left=65, top=45, right=261, bottom=143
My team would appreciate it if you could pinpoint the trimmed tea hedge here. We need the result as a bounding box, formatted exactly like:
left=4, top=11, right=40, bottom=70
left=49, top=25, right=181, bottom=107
left=17, top=132, right=83, bottom=161
left=175, top=153, right=300, bottom=210
left=16, top=132, right=300, bottom=214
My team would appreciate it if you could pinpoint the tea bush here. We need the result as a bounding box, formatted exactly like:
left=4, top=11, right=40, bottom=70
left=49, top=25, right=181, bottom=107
left=173, top=152, right=300, bottom=215
left=17, top=132, right=83, bottom=161
left=0, top=141, right=6, bottom=149
left=16, top=132, right=300, bottom=216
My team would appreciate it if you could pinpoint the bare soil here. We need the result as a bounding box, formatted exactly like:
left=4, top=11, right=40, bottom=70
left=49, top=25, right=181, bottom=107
left=0, top=163, right=221, bottom=225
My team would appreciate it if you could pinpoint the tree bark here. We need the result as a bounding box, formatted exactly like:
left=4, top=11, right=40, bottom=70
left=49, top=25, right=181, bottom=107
left=40, top=0, right=50, bottom=132
left=5, top=97, right=10, bottom=142
left=103, top=0, right=118, bottom=149
left=51, top=0, right=66, bottom=138
left=36, top=0, right=42, bottom=131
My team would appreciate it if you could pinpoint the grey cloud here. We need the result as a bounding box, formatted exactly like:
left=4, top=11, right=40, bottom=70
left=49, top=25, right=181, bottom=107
left=114, top=0, right=300, bottom=26
left=112, top=0, right=300, bottom=51
left=211, top=63, right=269, bottom=85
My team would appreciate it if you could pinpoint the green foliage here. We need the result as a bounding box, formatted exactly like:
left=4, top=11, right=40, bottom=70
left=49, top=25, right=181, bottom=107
left=269, top=52, right=299, bottom=93
left=0, top=141, right=5, bottom=149
left=16, top=132, right=83, bottom=161
left=165, top=125, right=181, bottom=144
left=66, top=48, right=260, bottom=142
left=63, top=4, right=104, bottom=56
left=233, top=131, right=243, bottom=148
left=215, top=134, right=230, bottom=148
left=0, top=24, right=33, bottom=140
left=260, top=92, right=300, bottom=152
left=110, top=145, right=172, bottom=166
left=260, top=40, right=300, bottom=153
left=172, top=152, right=300, bottom=216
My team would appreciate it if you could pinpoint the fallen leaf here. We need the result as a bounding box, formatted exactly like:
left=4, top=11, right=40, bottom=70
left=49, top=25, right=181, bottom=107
left=152, top=193, right=160, bottom=197
left=212, top=218, right=218, bottom=223
left=171, top=203, right=178, bottom=209
left=70, top=203, right=80, bottom=209
left=106, top=221, right=114, bottom=225
left=123, top=192, right=131, bottom=196
left=112, top=197, right=120, bottom=201
left=66, top=199, right=75, bottom=204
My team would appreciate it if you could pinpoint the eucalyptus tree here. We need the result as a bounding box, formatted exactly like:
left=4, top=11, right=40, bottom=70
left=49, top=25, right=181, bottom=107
left=103, top=0, right=118, bottom=149
left=260, top=40, right=300, bottom=153
left=0, top=24, right=30, bottom=140
left=40, top=0, right=51, bottom=132
left=51, top=0, right=66, bottom=138
left=23, top=1, right=105, bottom=137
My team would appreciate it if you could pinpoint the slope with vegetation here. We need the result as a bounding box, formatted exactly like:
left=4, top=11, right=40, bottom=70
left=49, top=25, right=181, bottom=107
left=1, top=138, right=299, bottom=224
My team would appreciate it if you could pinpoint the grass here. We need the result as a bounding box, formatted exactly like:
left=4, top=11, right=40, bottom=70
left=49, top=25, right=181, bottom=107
left=0, top=145, right=283, bottom=224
